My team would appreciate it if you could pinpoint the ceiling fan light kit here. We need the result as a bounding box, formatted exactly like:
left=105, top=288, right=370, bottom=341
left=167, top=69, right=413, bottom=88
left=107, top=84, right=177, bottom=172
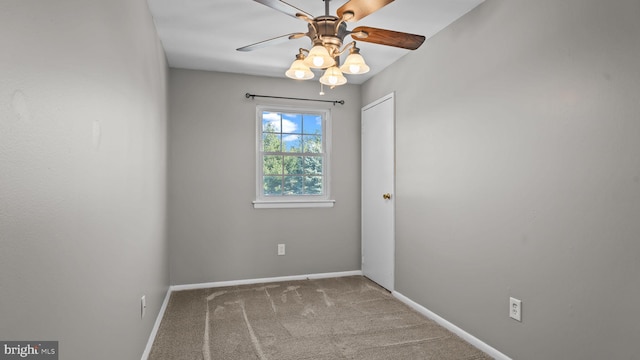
left=239, top=0, right=426, bottom=89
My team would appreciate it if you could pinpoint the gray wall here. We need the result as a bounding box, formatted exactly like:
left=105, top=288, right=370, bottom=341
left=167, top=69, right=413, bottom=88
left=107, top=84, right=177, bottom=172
left=168, top=69, right=361, bottom=285
left=362, top=1, right=640, bottom=359
left=0, top=1, right=169, bottom=359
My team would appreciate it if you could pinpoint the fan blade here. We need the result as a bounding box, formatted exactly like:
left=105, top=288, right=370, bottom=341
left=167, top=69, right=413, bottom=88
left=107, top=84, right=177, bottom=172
left=253, top=0, right=313, bottom=20
left=237, top=33, right=306, bottom=52
left=337, top=0, right=394, bottom=22
left=350, top=26, right=425, bottom=50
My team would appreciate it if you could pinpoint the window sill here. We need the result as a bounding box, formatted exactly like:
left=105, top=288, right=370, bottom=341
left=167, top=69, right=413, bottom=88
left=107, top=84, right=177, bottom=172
left=252, top=200, right=335, bottom=209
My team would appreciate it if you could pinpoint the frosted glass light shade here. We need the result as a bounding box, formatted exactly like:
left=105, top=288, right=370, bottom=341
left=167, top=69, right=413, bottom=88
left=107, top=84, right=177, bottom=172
left=303, top=45, right=335, bottom=69
left=285, top=59, right=314, bottom=80
left=340, top=52, right=370, bottom=75
left=319, top=66, right=347, bottom=86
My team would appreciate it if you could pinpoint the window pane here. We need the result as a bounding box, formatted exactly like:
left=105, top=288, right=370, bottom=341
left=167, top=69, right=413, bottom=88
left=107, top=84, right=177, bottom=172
left=257, top=106, right=329, bottom=201
left=303, top=114, right=322, bottom=135
left=263, top=133, right=282, bottom=152
left=264, top=176, right=282, bottom=195
left=284, top=156, right=303, bottom=175
left=283, top=176, right=303, bottom=195
left=304, top=176, right=323, bottom=195
left=262, top=112, right=281, bottom=132
left=263, top=155, right=282, bottom=175
left=304, top=156, right=323, bottom=175
left=303, top=134, right=322, bottom=153
left=281, top=113, right=302, bottom=134
left=283, top=134, right=302, bottom=152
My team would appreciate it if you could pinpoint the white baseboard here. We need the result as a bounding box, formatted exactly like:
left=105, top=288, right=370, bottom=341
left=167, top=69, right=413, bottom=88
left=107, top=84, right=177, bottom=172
left=140, top=287, right=172, bottom=360
left=170, top=270, right=363, bottom=292
left=393, top=291, right=511, bottom=360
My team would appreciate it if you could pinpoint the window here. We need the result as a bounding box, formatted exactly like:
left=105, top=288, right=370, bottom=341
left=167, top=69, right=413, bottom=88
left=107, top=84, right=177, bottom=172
left=254, top=106, right=334, bottom=208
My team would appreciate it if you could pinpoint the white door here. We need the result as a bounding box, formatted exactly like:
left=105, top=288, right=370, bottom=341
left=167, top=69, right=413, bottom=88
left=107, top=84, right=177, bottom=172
left=362, top=93, right=395, bottom=291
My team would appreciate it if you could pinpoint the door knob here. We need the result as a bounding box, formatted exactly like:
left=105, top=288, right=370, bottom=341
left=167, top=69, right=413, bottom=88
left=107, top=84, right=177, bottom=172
left=382, top=193, right=392, bottom=200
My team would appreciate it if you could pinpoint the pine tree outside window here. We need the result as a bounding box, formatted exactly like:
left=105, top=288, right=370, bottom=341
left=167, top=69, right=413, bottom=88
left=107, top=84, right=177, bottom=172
left=254, top=106, right=334, bottom=208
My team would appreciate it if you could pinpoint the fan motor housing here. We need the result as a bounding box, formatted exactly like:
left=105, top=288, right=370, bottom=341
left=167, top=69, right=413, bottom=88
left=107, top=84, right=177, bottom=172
left=308, top=16, right=348, bottom=50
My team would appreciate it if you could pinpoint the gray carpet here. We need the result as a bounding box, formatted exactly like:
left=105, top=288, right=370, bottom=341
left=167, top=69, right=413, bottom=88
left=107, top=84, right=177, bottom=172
left=149, top=276, right=492, bottom=360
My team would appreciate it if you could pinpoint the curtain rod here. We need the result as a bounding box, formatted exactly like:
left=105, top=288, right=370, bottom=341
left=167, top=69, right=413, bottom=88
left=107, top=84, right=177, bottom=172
left=245, top=93, right=345, bottom=106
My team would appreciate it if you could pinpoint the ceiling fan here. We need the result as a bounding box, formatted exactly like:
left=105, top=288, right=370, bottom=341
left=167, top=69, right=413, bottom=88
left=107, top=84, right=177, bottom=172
left=237, top=0, right=426, bottom=87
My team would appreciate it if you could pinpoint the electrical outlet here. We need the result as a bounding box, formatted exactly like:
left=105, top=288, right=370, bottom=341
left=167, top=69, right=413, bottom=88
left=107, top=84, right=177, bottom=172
left=277, top=244, right=285, bottom=256
left=141, top=295, right=147, bottom=319
left=509, top=297, right=522, bottom=322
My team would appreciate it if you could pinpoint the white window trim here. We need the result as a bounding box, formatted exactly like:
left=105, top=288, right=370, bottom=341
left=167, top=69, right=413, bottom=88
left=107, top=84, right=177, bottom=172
left=252, top=199, right=336, bottom=209
left=253, top=105, right=334, bottom=209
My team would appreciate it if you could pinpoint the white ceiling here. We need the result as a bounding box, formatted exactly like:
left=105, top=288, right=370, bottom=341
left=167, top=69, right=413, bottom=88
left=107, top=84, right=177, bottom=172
left=147, top=0, right=484, bottom=84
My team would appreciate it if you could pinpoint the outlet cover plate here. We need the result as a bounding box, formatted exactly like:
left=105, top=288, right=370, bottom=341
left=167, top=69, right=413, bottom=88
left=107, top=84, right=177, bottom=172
left=277, top=244, right=285, bottom=256
left=509, top=297, right=522, bottom=322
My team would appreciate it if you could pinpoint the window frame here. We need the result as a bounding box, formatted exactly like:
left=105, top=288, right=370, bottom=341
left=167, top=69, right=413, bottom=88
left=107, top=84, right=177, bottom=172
left=253, top=105, right=334, bottom=209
